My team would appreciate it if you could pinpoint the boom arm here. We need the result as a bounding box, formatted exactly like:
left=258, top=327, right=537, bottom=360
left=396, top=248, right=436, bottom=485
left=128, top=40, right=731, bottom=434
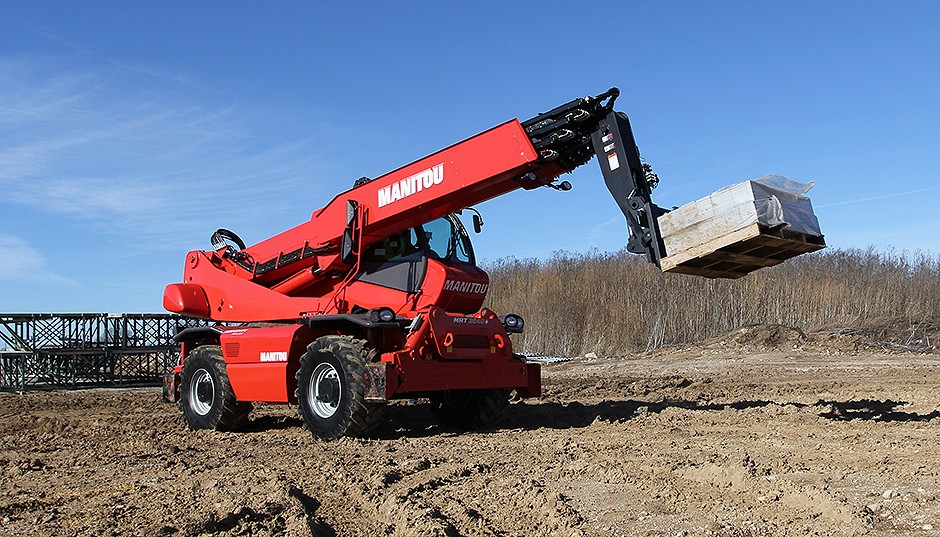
left=164, top=88, right=666, bottom=321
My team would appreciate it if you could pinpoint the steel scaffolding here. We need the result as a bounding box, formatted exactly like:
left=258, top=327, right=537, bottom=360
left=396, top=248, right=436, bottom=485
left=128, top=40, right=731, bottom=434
left=0, top=313, right=209, bottom=391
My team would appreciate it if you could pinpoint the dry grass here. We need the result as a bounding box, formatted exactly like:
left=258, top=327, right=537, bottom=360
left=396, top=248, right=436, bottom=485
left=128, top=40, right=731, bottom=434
left=483, top=248, right=940, bottom=356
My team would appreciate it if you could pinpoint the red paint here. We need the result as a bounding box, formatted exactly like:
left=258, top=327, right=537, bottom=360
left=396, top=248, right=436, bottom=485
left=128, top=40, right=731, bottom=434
left=165, top=113, right=566, bottom=405
left=220, top=325, right=310, bottom=403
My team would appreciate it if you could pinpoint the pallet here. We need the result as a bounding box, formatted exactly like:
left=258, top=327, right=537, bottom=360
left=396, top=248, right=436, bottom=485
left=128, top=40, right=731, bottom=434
left=659, top=223, right=826, bottom=279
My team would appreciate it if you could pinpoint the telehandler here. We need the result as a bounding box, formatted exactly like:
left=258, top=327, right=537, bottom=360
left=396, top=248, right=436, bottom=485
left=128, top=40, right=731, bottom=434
left=163, top=88, right=678, bottom=440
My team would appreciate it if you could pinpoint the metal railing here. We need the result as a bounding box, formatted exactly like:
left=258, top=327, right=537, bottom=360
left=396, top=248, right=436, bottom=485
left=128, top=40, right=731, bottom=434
left=0, top=313, right=209, bottom=391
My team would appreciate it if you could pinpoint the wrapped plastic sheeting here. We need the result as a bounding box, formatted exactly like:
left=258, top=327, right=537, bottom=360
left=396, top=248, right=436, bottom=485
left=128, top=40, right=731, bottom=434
left=658, top=174, right=825, bottom=279
left=750, top=174, right=821, bottom=235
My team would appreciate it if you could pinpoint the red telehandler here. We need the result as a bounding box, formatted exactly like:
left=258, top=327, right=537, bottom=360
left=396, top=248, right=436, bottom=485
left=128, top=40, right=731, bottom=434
left=163, top=88, right=667, bottom=440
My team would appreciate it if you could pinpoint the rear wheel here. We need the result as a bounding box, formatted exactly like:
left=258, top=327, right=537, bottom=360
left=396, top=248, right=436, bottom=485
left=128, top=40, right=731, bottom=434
left=179, top=345, right=251, bottom=431
left=431, top=389, right=511, bottom=430
left=295, top=336, right=385, bottom=441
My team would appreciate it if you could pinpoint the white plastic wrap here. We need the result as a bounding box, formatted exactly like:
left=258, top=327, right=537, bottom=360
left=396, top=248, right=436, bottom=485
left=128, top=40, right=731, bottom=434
left=658, top=174, right=823, bottom=259
left=749, top=174, right=821, bottom=236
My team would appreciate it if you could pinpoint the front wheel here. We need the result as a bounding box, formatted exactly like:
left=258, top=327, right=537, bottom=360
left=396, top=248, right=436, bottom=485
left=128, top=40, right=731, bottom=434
left=295, top=336, right=385, bottom=441
left=179, top=345, right=251, bottom=431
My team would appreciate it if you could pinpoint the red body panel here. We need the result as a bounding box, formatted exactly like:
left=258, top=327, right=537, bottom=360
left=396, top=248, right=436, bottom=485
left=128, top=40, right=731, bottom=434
left=162, top=282, right=209, bottom=317
left=389, top=359, right=538, bottom=395
left=417, top=260, right=489, bottom=314
left=220, top=325, right=311, bottom=403
left=336, top=258, right=488, bottom=316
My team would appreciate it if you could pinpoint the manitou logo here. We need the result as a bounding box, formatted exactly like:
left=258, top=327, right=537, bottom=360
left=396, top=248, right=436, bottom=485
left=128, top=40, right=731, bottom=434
left=443, top=279, right=488, bottom=295
left=259, top=351, right=287, bottom=362
left=377, top=163, right=444, bottom=208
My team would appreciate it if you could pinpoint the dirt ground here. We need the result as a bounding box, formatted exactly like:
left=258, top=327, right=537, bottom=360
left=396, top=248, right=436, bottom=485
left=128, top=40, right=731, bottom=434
left=2, top=325, right=939, bottom=536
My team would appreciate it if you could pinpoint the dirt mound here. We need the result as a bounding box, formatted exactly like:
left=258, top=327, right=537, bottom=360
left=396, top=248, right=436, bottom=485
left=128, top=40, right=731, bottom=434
left=725, top=324, right=808, bottom=349
left=813, top=317, right=940, bottom=354
left=650, top=322, right=939, bottom=358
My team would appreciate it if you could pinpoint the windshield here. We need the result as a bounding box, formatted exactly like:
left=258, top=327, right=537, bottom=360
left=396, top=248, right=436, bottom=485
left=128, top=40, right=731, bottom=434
left=364, top=214, right=475, bottom=265
left=417, top=215, right=475, bottom=264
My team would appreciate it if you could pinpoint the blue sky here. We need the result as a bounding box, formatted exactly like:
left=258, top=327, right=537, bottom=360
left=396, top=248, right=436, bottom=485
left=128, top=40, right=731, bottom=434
left=1, top=2, right=938, bottom=313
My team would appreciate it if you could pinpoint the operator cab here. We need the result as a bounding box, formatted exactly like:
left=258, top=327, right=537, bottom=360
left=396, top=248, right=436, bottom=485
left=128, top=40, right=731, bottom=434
left=356, top=214, right=480, bottom=297
left=398, top=214, right=475, bottom=266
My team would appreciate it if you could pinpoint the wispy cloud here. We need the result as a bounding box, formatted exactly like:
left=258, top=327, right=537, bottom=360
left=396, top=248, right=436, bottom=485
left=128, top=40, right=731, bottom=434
left=815, top=185, right=940, bottom=209
left=0, top=233, right=73, bottom=283
left=0, top=54, right=332, bottom=253
left=22, top=24, right=196, bottom=86
left=587, top=215, right=626, bottom=250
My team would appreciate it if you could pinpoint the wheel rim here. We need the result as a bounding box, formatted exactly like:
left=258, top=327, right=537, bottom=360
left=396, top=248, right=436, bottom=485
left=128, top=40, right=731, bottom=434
left=190, top=368, right=215, bottom=416
left=309, top=362, right=341, bottom=419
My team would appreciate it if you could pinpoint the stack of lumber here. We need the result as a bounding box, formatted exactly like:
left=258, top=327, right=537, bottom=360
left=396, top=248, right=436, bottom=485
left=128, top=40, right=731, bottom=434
left=658, top=175, right=825, bottom=279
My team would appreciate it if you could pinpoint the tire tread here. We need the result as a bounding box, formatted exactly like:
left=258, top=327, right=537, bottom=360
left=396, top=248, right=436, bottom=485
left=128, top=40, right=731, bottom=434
left=296, top=336, right=385, bottom=440
left=180, top=345, right=251, bottom=431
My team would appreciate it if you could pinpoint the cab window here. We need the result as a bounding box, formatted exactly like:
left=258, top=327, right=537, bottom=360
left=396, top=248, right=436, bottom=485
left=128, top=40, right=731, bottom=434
left=417, top=216, right=473, bottom=264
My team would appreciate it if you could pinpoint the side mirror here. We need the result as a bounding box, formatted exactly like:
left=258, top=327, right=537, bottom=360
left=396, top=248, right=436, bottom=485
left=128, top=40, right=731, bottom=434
left=472, top=214, right=484, bottom=234
left=341, top=200, right=359, bottom=264
left=341, top=228, right=356, bottom=264
left=346, top=200, right=358, bottom=225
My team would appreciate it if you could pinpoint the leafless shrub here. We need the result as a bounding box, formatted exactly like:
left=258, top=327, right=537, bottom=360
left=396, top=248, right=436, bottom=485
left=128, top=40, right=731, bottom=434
left=483, top=248, right=940, bottom=356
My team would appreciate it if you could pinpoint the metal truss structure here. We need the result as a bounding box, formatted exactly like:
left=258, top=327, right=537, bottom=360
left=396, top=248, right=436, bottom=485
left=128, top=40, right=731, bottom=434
left=0, top=313, right=208, bottom=392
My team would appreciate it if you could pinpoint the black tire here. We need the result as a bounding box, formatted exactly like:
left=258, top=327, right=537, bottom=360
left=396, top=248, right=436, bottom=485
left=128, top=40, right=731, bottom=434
left=295, top=336, right=385, bottom=441
left=179, top=345, right=252, bottom=431
left=431, top=389, right=511, bottom=430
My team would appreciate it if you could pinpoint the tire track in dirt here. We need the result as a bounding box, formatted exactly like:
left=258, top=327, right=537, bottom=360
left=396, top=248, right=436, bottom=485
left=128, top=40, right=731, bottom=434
left=2, top=351, right=939, bottom=536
